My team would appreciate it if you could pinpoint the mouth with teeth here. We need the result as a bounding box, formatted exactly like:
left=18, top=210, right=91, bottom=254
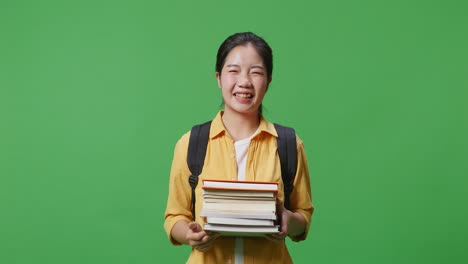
left=234, top=93, right=253, bottom=99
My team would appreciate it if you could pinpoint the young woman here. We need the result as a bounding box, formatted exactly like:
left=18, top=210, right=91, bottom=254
left=164, top=32, right=314, bottom=263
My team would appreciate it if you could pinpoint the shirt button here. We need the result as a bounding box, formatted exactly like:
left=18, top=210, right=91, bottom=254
left=230, top=153, right=235, bottom=158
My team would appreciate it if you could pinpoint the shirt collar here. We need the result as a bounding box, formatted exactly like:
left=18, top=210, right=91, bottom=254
left=210, top=111, right=278, bottom=139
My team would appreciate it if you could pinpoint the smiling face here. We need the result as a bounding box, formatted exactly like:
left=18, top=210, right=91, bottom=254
left=216, top=43, right=271, bottom=117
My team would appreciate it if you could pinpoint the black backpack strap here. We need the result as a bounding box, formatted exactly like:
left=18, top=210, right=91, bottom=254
left=274, top=123, right=297, bottom=210
left=187, top=121, right=211, bottom=220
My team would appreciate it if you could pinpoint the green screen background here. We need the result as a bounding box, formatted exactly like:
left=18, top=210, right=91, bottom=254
left=1, top=0, right=467, bottom=263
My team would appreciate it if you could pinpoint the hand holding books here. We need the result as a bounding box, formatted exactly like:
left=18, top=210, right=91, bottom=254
left=266, top=198, right=308, bottom=241
left=186, top=222, right=221, bottom=252
left=200, top=179, right=280, bottom=237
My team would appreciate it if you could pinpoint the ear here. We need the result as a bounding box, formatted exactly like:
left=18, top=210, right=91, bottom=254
left=216, top=72, right=222, bottom=89
left=266, top=77, right=272, bottom=91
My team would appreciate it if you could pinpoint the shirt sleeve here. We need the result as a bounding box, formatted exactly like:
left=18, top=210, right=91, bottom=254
left=163, top=132, right=193, bottom=245
left=288, top=136, right=314, bottom=242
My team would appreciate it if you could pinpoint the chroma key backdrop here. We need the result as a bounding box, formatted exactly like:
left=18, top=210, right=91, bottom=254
left=1, top=0, right=467, bottom=263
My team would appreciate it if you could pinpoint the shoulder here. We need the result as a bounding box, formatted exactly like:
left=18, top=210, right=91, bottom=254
left=177, top=131, right=191, bottom=146
left=295, top=134, right=305, bottom=147
left=270, top=121, right=305, bottom=148
left=174, top=119, right=212, bottom=152
left=173, top=130, right=191, bottom=158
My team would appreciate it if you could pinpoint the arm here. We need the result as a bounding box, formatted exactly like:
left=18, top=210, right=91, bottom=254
left=267, top=137, right=314, bottom=242
left=164, top=134, right=194, bottom=245
left=287, top=137, right=314, bottom=241
left=164, top=134, right=220, bottom=251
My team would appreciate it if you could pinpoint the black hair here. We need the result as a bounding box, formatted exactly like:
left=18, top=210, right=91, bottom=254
left=216, top=32, right=273, bottom=114
left=216, top=32, right=273, bottom=79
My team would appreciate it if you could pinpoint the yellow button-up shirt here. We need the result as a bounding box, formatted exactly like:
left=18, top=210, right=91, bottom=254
left=164, top=111, right=314, bottom=264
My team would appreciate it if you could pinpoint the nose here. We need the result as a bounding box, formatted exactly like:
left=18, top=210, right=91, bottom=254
left=237, top=72, right=252, bottom=88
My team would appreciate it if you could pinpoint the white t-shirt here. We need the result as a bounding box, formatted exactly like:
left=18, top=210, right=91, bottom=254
left=234, top=129, right=258, bottom=264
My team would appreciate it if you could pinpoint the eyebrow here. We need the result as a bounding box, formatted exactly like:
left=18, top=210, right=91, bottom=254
left=251, top=65, right=265, bottom=70
left=226, top=64, right=265, bottom=69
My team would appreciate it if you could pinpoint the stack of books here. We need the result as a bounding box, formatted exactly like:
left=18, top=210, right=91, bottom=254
left=200, top=179, right=280, bottom=237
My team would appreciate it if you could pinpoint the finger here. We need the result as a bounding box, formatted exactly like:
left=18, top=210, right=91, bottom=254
left=200, top=234, right=210, bottom=243
left=188, top=222, right=202, bottom=232
left=197, top=233, right=217, bottom=245
left=280, top=220, right=288, bottom=233
left=276, top=231, right=287, bottom=238
left=280, top=208, right=290, bottom=233
left=187, top=231, right=208, bottom=243
left=275, top=231, right=287, bottom=238
left=195, top=231, right=222, bottom=249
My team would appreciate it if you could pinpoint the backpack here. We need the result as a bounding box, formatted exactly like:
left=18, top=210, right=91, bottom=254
left=187, top=121, right=297, bottom=220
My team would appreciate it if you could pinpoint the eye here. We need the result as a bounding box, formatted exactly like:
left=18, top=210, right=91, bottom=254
left=228, top=70, right=238, bottom=73
left=251, top=71, right=264, bottom=75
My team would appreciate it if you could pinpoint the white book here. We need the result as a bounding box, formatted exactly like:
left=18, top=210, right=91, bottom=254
left=207, top=217, right=274, bottom=226
left=204, top=223, right=279, bottom=237
left=203, top=202, right=275, bottom=211
left=200, top=209, right=277, bottom=220
left=203, top=197, right=276, bottom=203
left=202, top=189, right=276, bottom=198
left=203, top=180, right=278, bottom=192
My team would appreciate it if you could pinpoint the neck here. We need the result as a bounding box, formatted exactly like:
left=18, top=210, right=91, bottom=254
left=222, top=110, right=260, bottom=141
